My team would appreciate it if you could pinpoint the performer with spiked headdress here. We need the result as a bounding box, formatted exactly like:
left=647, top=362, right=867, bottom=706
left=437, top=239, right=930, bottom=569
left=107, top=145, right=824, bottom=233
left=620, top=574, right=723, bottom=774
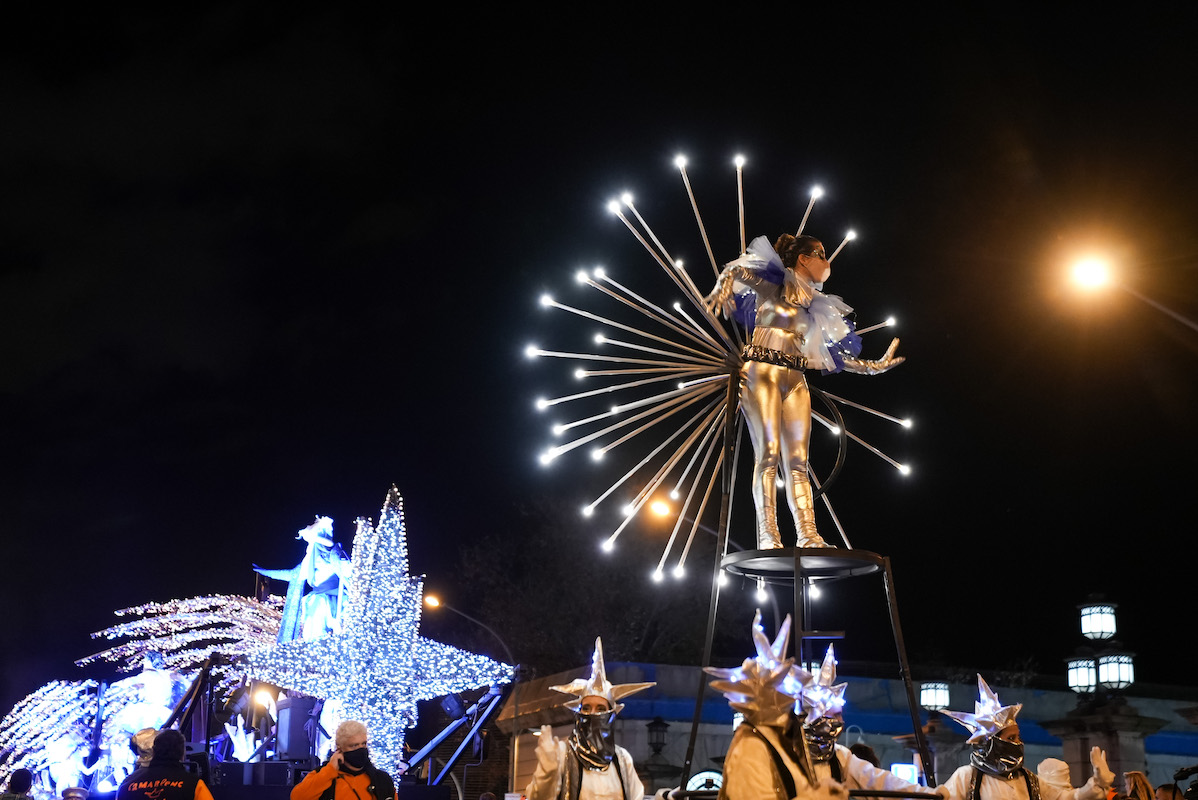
left=526, top=638, right=654, bottom=800
left=705, top=612, right=847, bottom=800
left=798, top=645, right=939, bottom=796
left=939, top=676, right=1115, bottom=800
left=706, top=231, right=903, bottom=550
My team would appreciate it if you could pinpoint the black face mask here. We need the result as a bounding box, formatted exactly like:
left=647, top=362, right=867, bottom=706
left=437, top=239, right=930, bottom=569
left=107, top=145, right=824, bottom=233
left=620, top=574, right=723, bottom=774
left=971, top=737, right=1024, bottom=778
left=342, top=747, right=370, bottom=771
left=569, top=711, right=616, bottom=770
left=804, top=715, right=845, bottom=763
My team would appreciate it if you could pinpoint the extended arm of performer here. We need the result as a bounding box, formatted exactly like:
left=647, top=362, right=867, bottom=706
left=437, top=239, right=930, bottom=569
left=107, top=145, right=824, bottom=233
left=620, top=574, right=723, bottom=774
left=839, top=338, right=904, bottom=375
left=838, top=746, right=941, bottom=796
left=525, top=725, right=565, bottom=800
left=705, top=264, right=778, bottom=318
left=1061, top=747, right=1115, bottom=800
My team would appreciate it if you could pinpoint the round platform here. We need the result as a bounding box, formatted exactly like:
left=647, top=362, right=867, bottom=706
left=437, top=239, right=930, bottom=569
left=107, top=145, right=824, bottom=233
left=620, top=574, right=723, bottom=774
left=722, top=547, right=884, bottom=582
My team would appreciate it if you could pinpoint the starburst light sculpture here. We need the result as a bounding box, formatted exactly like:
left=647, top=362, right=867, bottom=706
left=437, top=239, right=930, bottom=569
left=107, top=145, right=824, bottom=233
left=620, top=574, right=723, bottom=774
left=529, top=155, right=913, bottom=576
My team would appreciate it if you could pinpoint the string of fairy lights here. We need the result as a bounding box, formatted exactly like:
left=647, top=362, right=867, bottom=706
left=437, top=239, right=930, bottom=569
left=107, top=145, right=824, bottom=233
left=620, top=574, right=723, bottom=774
left=529, top=155, right=913, bottom=580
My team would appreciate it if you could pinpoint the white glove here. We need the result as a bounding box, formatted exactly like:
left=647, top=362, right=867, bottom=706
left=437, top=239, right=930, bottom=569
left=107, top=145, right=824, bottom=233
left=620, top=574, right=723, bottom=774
left=536, top=724, right=559, bottom=772
left=1090, top=746, right=1115, bottom=789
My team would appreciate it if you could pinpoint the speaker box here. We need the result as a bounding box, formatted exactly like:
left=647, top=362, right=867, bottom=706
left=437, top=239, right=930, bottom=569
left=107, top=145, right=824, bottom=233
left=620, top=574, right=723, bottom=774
left=277, top=696, right=319, bottom=760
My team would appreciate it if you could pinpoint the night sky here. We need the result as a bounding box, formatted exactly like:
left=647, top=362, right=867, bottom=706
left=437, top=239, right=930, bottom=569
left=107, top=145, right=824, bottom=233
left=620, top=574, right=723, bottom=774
left=3, top=7, right=1197, bottom=721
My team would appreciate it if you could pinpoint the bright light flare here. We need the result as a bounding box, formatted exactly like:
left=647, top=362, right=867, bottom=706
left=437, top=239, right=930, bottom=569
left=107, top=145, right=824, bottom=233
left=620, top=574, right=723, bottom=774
left=808, top=584, right=822, bottom=600
left=621, top=192, right=634, bottom=205
left=810, top=185, right=824, bottom=199
left=650, top=500, right=671, bottom=516
left=576, top=269, right=590, bottom=283
left=524, top=344, right=541, bottom=359
left=672, top=565, right=685, bottom=578
left=886, top=316, right=897, bottom=327
left=592, top=449, right=606, bottom=462
left=581, top=505, right=595, bottom=517
left=898, top=464, right=912, bottom=476
left=652, top=570, right=664, bottom=582
left=535, top=397, right=549, bottom=411
left=594, top=333, right=606, bottom=344
left=674, top=155, right=688, bottom=169
left=606, top=200, right=621, bottom=214
left=601, top=540, right=614, bottom=553
left=734, top=154, right=746, bottom=168
left=573, top=368, right=586, bottom=380
left=755, top=585, right=768, bottom=602
left=1072, top=257, right=1113, bottom=290
left=424, top=595, right=442, bottom=608
left=900, top=418, right=913, bottom=429
left=539, top=293, right=554, bottom=307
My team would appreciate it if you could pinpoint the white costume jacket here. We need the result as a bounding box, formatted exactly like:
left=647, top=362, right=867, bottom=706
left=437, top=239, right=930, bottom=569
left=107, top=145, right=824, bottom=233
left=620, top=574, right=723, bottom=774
left=940, top=765, right=1106, bottom=800
left=525, top=739, right=642, bottom=800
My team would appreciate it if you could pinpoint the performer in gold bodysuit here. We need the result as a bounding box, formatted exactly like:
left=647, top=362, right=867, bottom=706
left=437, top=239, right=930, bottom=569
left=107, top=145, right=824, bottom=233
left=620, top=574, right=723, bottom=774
left=707, top=233, right=903, bottom=549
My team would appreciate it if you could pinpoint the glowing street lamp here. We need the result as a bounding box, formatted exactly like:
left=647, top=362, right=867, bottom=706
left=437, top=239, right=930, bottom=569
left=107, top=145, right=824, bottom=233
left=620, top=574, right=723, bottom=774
left=424, top=595, right=520, bottom=791
left=1070, top=256, right=1198, bottom=334
left=920, top=682, right=950, bottom=711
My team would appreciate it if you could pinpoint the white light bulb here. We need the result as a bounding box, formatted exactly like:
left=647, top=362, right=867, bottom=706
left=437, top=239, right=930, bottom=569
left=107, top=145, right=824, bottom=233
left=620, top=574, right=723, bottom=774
left=535, top=397, right=548, bottom=411
left=621, top=504, right=635, bottom=517
left=524, top=345, right=540, bottom=359
left=810, top=185, right=824, bottom=199
left=756, top=587, right=768, bottom=602
left=674, top=155, right=688, bottom=169
left=539, top=293, right=554, bottom=307
left=734, top=155, right=746, bottom=168
left=846, top=229, right=858, bottom=240
left=551, top=424, right=564, bottom=437
left=901, top=418, right=913, bottom=429
left=672, top=565, right=685, bottom=578
left=652, top=570, right=664, bottom=583
left=621, top=192, right=633, bottom=205
left=898, top=464, right=912, bottom=476
left=669, top=490, right=680, bottom=500
left=591, top=449, right=605, bottom=462
left=574, top=368, right=586, bottom=379
left=594, top=333, right=606, bottom=344
left=576, top=270, right=590, bottom=283
left=581, top=505, right=594, bottom=517
left=886, top=316, right=897, bottom=326
left=606, top=200, right=620, bottom=214
left=808, top=584, right=822, bottom=599
left=601, top=540, right=614, bottom=553
left=593, top=266, right=606, bottom=278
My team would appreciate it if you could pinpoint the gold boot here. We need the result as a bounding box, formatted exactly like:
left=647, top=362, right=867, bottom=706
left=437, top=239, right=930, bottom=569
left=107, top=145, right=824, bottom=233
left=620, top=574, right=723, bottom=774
left=754, top=464, right=783, bottom=549
left=789, top=469, right=829, bottom=548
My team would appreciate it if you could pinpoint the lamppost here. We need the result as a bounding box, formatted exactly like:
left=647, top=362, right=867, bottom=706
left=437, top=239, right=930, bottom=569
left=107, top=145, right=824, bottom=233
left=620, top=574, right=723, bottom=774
left=1065, top=598, right=1136, bottom=698
left=424, top=595, right=521, bottom=793
left=1071, top=257, right=1198, bottom=334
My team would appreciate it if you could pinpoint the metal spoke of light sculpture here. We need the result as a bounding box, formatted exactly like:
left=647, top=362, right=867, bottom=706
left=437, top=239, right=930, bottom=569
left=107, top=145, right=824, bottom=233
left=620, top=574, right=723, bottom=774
left=529, top=155, right=912, bottom=576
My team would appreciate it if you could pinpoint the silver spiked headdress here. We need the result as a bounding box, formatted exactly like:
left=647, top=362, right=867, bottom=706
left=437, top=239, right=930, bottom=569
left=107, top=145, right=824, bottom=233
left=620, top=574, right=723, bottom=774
left=942, top=675, right=1022, bottom=744
left=549, top=637, right=654, bottom=714
left=705, top=610, right=812, bottom=729
left=798, top=644, right=848, bottom=723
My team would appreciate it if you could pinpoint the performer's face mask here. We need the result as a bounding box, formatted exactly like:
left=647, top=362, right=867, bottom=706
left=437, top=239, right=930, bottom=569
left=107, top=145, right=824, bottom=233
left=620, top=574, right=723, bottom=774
left=804, top=714, right=844, bottom=763
left=971, top=729, right=1024, bottom=778
left=571, top=708, right=617, bottom=770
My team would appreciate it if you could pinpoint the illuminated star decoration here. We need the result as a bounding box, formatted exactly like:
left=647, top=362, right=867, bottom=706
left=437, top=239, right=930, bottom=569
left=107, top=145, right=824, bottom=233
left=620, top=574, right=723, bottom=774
left=529, top=159, right=913, bottom=578
left=705, top=610, right=812, bottom=729
left=798, top=644, right=847, bottom=724
left=244, top=487, right=514, bottom=773
left=549, top=637, right=654, bottom=714
left=942, top=674, right=1022, bottom=744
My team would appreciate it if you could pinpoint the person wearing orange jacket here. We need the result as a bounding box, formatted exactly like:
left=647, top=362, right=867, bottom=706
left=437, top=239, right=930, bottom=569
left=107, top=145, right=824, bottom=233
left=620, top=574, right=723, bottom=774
left=291, top=721, right=397, bottom=800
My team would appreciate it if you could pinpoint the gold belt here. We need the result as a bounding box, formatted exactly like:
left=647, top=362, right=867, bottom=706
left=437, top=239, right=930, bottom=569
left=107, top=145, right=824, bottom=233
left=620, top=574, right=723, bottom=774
left=742, top=344, right=806, bottom=371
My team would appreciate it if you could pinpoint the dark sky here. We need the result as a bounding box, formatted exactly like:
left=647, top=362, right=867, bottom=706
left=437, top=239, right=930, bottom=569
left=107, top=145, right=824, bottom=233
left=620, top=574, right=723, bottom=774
left=3, top=7, right=1197, bottom=719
